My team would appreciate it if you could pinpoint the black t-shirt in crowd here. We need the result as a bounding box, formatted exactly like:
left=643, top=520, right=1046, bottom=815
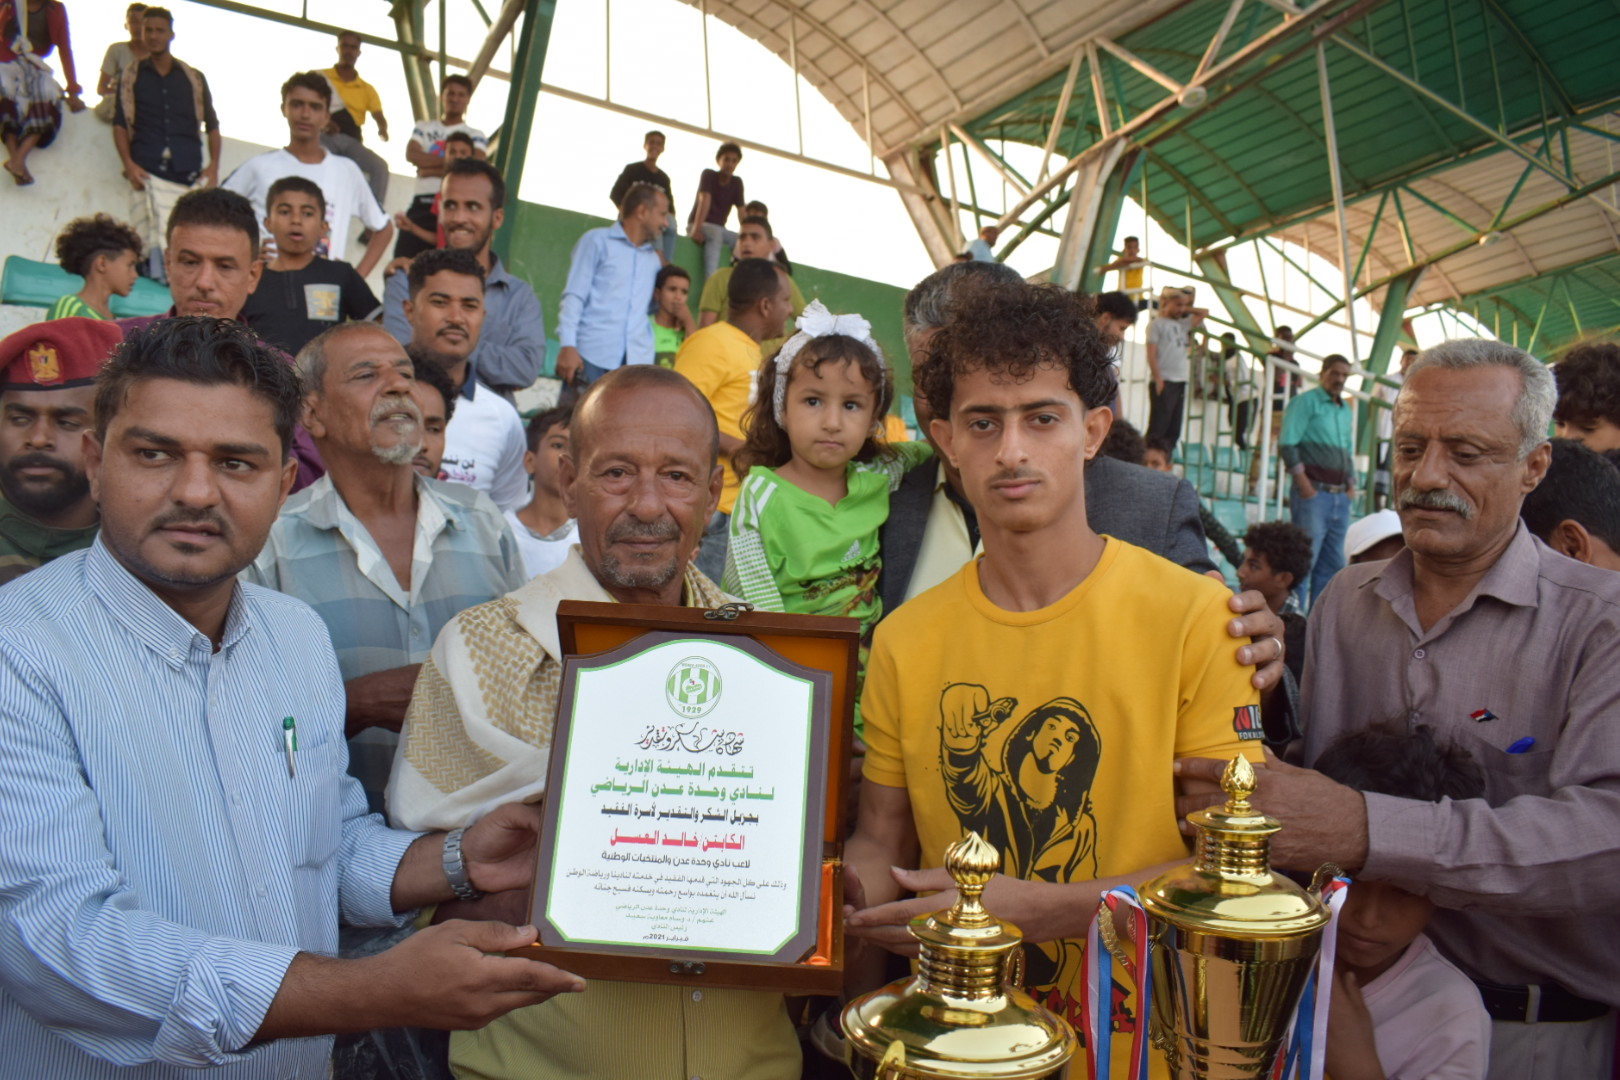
left=609, top=161, right=673, bottom=211
left=241, top=257, right=381, bottom=357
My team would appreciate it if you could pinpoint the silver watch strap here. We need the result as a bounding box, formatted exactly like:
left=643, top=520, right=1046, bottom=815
left=442, top=826, right=484, bottom=901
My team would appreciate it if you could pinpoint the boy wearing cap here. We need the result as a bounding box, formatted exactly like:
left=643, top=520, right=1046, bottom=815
left=0, top=318, right=123, bottom=583
left=1346, top=508, right=1405, bottom=565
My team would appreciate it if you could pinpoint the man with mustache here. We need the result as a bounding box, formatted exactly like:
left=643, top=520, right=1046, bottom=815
left=0, top=316, right=582, bottom=1080
left=1180, top=340, right=1620, bottom=1079
left=244, top=321, right=523, bottom=811
left=382, top=158, right=547, bottom=397
left=0, top=317, right=123, bottom=584
left=402, top=247, right=529, bottom=511
left=388, top=365, right=802, bottom=1080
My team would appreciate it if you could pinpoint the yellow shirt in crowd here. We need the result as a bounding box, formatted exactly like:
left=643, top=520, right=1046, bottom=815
left=697, top=265, right=807, bottom=359
left=861, top=538, right=1261, bottom=1077
left=673, top=320, right=762, bottom=514
left=319, top=68, right=384, bottom=129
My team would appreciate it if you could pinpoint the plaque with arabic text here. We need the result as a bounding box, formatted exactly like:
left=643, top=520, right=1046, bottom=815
left=518, top=603, right=856, bottom=992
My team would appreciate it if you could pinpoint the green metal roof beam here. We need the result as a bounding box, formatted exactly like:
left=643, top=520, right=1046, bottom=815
left=1261, top=236, right=1341, bottom=300
left=1330, top=35, right=1578, bottom=190
left=1454, top=249, right=1620, bottom=304
left=1571, top=121, right=1620, bottom=144
left=1392, top=188, right=1417, bottom=262
left=1200, top=100, right=1620, bottom=256
left=1334, top=27, right=1467, bottom=158
left=1296, top=168, right=1620, bottom=336
left=976, top=0, right=1393, bottom=238
left=1398, top=183, right=1482, bottom=235
left=1488, top=157, right=1539, bottom=230
left=1350, top=190, right=1391, bottom=287
left=1247, top=83, right=1374, bottom=189
left=1157, top=129, right=1270, bottom=219
left=1140, top=149, right=1244, bottom=235
left=995, top=188, right=1071, bottom=262
left=1477, top=0, right=1576, bottom=115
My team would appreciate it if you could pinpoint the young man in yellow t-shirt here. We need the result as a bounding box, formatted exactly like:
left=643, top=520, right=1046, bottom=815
left=845, top=281, right=1263, bottom=1072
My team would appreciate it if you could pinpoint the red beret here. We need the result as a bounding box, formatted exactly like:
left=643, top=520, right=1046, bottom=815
left=0, top=317, right=124, bottom=391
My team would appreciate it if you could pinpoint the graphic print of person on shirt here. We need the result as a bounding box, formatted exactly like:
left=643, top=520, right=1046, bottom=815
left=940, top=682, right=1102, bottom=996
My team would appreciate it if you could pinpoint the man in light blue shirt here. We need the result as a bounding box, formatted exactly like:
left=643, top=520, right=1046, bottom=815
left=553, top=181, right=668, bottom=386
left=382, top=159, right=546, bottom=396
left=0, top=317, right=580, bottom=1079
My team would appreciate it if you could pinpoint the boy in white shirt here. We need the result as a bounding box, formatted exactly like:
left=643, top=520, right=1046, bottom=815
left=504, top=404, right=578, bottom=579
left=222, top=71, right=393, bottom=275
left=1317, top=724, right=1492, bottom=1080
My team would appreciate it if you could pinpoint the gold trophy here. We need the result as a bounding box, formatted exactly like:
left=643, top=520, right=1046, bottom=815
left=1136, top=754, right=1339, bottom=1078
left=841, top=831, right=1076, bottom=1079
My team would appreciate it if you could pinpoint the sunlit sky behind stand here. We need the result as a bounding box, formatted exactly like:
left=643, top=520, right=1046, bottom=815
left=64, top=0, right=1490, bottom=389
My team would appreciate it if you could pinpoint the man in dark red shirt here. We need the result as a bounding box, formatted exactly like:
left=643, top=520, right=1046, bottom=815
left=687, top=140, right=744, bottom=280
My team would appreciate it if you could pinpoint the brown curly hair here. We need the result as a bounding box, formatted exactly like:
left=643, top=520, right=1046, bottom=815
left=734, top=334, right=895, bottom=478
left=55, top=214, right=143, bottom=278
left=916, top=281, right=1114, bottom=422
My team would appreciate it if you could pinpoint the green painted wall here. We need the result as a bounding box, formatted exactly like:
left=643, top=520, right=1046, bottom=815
left=502, top=200, right=917, bottom=398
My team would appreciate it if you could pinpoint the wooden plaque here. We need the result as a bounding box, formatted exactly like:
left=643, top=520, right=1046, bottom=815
left=512, top=600, right=857, bottom=993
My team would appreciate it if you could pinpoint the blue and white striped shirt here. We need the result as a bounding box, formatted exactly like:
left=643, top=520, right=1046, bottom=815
left=0, top=538, right=420, bottom=1079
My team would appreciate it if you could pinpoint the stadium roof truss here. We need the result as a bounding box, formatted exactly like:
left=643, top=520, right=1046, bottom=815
left=194, top=0, right=1620, bottom=361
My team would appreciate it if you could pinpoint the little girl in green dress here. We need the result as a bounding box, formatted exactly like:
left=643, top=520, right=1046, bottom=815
left=723, top=301, right=932, bottom=736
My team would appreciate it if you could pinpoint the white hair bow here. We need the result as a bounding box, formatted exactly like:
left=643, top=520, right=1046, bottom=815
left=771, top=300, right=886, bottom=424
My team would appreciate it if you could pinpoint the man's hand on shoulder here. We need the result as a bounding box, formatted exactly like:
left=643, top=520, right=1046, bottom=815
left=1226, top=590, right=1286, bottom=694
left=1174, top=748, right=1368, bottom=873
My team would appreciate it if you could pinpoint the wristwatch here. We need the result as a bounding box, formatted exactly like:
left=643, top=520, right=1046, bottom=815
left=442, top=827, right=484, bottom=901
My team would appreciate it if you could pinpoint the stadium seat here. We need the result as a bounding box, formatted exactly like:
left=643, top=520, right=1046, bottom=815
left=2, top=255, right=172, bottom=317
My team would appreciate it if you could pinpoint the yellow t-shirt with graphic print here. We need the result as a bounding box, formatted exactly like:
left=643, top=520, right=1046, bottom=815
left=860, top=538, right=1262, bottom=1077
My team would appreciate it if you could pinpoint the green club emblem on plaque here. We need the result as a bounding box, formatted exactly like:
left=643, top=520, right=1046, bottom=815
left=666, top=656, right=723, bottom=718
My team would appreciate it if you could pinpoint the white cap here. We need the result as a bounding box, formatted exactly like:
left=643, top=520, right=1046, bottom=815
left=1345, top=508, right=1403, bottom=559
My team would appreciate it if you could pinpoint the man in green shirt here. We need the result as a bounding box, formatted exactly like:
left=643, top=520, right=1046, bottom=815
left=697, top=215, right=805, bottom=356
left=0, top=318, right=123, bottom=583
left=649, top=263, right=693, bottom=368
left=1280, top=352, right=1355, bottom=605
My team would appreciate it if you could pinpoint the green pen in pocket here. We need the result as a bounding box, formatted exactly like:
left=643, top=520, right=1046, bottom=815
left=283, top=716, right=298, bottom=777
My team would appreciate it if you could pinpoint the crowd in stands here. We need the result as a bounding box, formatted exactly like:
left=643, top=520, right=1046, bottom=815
left=2, top=17, right=1620, bottom=1080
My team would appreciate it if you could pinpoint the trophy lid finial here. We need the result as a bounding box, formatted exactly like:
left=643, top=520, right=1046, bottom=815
left=1223, top=753, right=1257, bottom=813
left=942, top=831, right=998, bottom=927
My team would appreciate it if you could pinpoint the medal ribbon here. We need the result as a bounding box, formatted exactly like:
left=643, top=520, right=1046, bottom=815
left=1271, top=875, right=1350, bottom=1080
left=1082, top=886, right=1154, bottom=1080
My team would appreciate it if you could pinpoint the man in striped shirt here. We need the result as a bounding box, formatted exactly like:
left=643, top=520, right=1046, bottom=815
left=0, top=317, right=581, bottom=1078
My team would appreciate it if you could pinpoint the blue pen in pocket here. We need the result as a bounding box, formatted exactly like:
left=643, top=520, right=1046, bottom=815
left=1506, top=737, right=1535, bottom=754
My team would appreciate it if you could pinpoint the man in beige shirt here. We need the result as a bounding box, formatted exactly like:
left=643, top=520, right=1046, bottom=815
left=1181, top=340, right=1620, bottom=1080
left=388, top=364, right=800, bottom=1080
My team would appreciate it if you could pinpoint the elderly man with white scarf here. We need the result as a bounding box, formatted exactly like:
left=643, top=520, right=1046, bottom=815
left=387, top=363, right=801, bottom=1080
